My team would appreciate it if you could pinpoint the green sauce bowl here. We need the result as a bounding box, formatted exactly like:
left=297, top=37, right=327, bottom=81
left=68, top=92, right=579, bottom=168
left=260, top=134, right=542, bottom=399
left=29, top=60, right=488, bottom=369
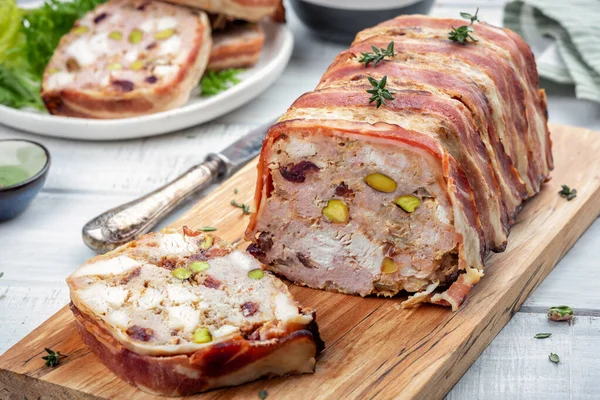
left=0, top=139, right=51, bottom=221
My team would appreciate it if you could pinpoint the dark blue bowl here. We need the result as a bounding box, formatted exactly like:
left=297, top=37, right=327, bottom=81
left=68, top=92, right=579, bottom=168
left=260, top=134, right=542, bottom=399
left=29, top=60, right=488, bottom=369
left=0, top=139, right=51, bottom=221
left=290, top=0, right=436, bottom=44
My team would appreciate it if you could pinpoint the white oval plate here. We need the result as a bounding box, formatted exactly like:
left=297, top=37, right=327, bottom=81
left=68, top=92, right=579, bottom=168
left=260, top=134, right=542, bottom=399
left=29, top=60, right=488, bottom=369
left=0, top=21, right=293, bottom=141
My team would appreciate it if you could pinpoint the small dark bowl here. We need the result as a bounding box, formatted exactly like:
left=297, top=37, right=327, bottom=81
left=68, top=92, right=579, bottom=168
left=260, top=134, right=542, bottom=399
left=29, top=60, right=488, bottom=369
left=290, top=0, right=436, bottom=44
left=0, top=139, right=51, bottom=221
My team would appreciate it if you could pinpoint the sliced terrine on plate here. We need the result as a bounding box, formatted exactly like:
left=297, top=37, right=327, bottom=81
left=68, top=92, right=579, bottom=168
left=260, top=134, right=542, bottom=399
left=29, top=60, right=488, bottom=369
left=41, top=0, right=212, bottom=119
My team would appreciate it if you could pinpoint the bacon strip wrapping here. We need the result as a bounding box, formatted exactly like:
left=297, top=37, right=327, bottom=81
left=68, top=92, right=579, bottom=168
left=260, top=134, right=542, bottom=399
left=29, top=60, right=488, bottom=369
left=245, top=15, right=551, bottom=310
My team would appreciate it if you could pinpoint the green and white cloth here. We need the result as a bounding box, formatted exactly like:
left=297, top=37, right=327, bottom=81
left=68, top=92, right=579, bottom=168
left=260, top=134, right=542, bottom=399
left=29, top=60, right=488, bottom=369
left=504, top=0, right=600, bottom=103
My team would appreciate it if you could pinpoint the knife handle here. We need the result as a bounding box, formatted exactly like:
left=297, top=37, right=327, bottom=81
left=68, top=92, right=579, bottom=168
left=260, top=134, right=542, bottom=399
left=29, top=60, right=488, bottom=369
left=82, top=157, right=224, bottom=254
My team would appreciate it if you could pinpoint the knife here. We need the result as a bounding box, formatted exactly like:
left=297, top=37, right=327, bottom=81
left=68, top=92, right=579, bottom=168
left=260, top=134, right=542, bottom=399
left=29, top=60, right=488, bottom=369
left=82, top=119, right=275, bottom=254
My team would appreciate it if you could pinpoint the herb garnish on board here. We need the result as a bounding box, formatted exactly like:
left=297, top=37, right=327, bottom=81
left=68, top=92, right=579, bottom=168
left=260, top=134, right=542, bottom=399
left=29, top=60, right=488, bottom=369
left=231, top=200, right=251, bottom=215
left=558, top=185, right=577, bottom=201
left=358, top=42, right=395, bottom=67
left=534, top=333, right=552, bottom=339
left=42, top=347, right=67, bottom=367
left=448, top=8, right=480, bottom=44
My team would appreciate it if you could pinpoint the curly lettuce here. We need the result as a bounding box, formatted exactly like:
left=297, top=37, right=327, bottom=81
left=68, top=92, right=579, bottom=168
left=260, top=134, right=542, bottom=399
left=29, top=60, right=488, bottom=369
left=0, top=0, right=105, bottom=110
left=200, top=69, right=244, bottom=96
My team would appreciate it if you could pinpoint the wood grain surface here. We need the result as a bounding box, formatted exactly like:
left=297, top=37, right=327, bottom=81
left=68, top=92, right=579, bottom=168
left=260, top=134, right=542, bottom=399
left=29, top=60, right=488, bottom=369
left=1, top=124, right=599, bottom=400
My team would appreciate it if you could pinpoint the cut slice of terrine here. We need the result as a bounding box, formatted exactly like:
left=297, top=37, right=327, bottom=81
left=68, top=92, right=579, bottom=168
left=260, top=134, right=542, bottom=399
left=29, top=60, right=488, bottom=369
left=41, top=0, right=211, bottom=118
left=67, top=227, right=322, bottom=396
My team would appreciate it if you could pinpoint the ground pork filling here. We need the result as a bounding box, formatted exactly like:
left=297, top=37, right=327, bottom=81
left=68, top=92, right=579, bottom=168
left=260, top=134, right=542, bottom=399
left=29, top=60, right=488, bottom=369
left=250, top=131, right=463, bottom=296
left=68, top=230, right=311, bottom=356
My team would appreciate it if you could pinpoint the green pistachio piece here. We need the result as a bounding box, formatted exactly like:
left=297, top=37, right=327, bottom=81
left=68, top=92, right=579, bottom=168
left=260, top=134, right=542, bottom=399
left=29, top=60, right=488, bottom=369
left=72, top=25, right=89, bottom=35
left=199, top=235, right=213, bottom=250
left=364, top=173, right=397, bottom=193
left=171, top=267, right=192, bottom=280
left=107, top=63, right=122, bottom=70
left=193, top=327, right=212, bottom=344
left=394, top=195, right=421, bottom=213
left=549, top=353, right=560, bottom=364
left=189, top=261, right=209, bottom=273
left=248, top=269, right=264, bottom=280
left=155, top=29, right=175, bottom=40
left=130, top=60, right=144, bottom=70
left=322, top=199, right=349, bottom=223
left=109, top=30, right=122, bottom=40
left=129, top=28, right=143, bottom=44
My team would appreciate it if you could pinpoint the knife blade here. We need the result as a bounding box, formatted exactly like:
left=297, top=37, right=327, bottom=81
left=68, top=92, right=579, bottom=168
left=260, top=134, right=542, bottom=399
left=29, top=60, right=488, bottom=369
left=82, top=118, right=276, bottom=254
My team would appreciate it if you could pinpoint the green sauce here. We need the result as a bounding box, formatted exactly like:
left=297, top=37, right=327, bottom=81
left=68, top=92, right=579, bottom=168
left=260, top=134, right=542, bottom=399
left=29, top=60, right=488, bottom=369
left=0, top=166, right=30, bottom=188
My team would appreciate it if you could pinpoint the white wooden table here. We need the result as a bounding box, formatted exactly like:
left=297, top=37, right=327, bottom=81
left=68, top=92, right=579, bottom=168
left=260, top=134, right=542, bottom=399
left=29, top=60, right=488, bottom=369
left=1, top=1, right=599, bottom=398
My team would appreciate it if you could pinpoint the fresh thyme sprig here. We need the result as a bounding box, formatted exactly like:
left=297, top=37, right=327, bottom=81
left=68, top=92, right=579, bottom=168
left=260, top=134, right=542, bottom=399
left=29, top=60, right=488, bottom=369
left=460, top=9, right=480, bottom=24
left=42, top=347, right=67, bottom=367
left=358, top=42, right=395, bottom=67
left=449, top=8, right=480, bottom=44
left=367, top=75, right=395, bottom=108
left=231, top=200, right=251, bottom=215
left=558, top=185, right=577, bottom=201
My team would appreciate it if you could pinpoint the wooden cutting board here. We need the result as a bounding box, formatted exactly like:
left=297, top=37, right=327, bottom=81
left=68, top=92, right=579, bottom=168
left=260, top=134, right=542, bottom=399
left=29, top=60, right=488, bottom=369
left=1, top=124, right=600, bottom=400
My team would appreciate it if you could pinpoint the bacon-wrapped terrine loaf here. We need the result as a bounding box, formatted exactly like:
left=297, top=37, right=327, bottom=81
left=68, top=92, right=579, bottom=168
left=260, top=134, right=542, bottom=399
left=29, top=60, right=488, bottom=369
left=245, top=15, right=552, bottom=310
left=66, top=227, right=322, bottom=396
left=41, top=0, right=211, bottom=118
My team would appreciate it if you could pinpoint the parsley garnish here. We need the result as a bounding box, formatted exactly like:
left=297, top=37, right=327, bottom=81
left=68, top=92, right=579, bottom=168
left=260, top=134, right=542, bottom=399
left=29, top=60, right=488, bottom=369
left=199, top=226, right=217, bottom=232
left=358, top=42, right=395, bottom=67
left=449, top=8, right=479, bottom=44
left=534, top=333, right=552, bottom=339
left=367, top=75, right=395, bottom=108
left=42, top=347, right=67, bottom=367
left=231, top=200, right=251, bottom=215
left=200, top=69, right=243, bottom=96
left=549, top=353, right=560, bottom=364
left=234, top=188, right=239, bottom=194
left=558, top=185, right=577, bottom=201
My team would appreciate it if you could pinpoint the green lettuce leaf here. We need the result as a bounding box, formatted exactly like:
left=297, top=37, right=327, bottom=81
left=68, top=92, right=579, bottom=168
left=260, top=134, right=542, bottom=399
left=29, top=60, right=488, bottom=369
left=200, top=69, right=244, bottom=96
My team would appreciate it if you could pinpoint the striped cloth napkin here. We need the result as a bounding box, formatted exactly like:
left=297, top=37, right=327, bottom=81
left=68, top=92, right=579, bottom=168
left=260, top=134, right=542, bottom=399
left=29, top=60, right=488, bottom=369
left=504, top=0, right=600, bottom=103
